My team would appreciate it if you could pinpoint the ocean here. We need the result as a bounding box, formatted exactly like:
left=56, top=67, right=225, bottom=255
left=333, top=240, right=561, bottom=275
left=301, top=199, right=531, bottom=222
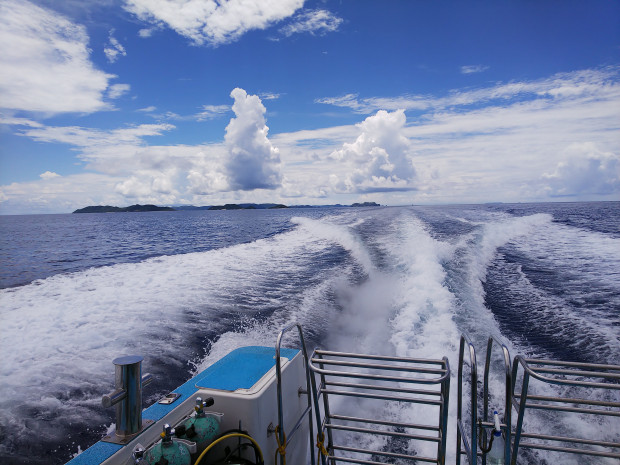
left=0, top=202, right=618, bottom=464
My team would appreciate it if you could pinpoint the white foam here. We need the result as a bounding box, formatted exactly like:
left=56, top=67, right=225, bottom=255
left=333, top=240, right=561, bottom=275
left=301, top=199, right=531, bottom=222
left=1, top=207, right=617, bottom=464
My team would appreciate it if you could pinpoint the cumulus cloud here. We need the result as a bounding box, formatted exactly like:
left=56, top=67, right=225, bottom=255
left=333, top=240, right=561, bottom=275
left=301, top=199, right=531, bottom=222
left=331, top=109, right=416, bottom=193
left=280, top=9, right=343, bottom=37
left=114, top=168, right=180, bottom=203
left=39, top=171, right=60, bottom=180
left=187, top=154, right=229, bottom=195
left=124, top=0, right=304, bottom=46
left=542, top=143, right=619, bottom=196
left=0, top=0, right=114, bottom=114
left=0, top=172, right=126, bottom=215
left=224, top=88, right=282, bottom=190
left=104, top=30, right=127, bottom=63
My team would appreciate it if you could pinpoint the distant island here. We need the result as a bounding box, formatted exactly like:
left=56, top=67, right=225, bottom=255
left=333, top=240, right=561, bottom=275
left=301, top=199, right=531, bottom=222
left=207, top=203, right=288, bottom=210
left=351, top=202, right=380, bottom=207
left=73, top=204, right=175, bottom=213
left=73, top=201, right=381, bottom=213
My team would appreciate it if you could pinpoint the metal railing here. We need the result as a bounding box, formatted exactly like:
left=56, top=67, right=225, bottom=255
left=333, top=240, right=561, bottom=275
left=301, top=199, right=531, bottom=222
left=275, top=323, right=317, bottom=465
left=309, top=349, right=450, bottom=464
left=510, top=356, right=620, bottom=463
left=457, top=332, right=620, bottom=464
left=456, top=334, right=478, bottom=465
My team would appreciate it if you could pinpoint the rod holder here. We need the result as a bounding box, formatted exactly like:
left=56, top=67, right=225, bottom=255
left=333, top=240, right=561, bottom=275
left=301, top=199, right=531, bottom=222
left=102, top=355, right=154, bottom=444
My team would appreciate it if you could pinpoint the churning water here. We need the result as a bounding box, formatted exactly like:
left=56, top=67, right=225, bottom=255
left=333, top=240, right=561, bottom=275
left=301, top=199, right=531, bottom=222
left=0, top=203, right=618, bottom=464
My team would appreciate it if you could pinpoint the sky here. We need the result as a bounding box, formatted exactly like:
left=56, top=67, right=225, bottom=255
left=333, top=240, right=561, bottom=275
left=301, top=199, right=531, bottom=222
left=0, top=0, right=619, bottom=214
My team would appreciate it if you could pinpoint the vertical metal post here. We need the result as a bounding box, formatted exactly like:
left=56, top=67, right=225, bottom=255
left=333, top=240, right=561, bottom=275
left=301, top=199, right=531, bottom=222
left=510, top=360, right=529, bottom=465
left=114, top=355, right=144, bottom=436
left=439, top=357, right=451, bottom=465
left=102, top=355, right=153, bottom=443
left=275, top=323, right=318, bottom=465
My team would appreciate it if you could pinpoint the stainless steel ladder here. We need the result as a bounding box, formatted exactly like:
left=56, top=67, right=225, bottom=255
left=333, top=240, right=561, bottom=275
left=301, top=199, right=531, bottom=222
left=510, top=356, right=620, bottom=463
left=457, top=333, right=620, bottom=464
left=308, top=348, right=451, bottom=464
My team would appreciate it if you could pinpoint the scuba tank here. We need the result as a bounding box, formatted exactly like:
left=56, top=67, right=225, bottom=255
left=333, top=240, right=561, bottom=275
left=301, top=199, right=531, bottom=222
left=143, top=424, right=196, bottom=465
left=175, top=397, right=221, bottom=449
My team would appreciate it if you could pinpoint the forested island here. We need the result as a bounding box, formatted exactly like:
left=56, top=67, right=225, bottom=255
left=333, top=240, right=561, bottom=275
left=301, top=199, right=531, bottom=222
left=73, top=204, right=175, bottom=213
left=73, top=202, right=380, bottom=213
left=351, top=202, right=380, bottom=207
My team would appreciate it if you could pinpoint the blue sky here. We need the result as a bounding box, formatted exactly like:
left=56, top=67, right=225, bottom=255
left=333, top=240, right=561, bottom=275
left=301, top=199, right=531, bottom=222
left=0, top=0, right=619, bottom=214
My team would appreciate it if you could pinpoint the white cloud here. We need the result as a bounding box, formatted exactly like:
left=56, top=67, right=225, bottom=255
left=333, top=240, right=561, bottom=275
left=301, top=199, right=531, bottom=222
left=137, top=106, right=157, bottom=112
left=331, top=110, right=416, bottom=193
left=542, top=143, right=619, bottom=196
left=280, top=9, right=343, bottom=37
left=20, top=122, right=175, bottom=148
left=224, top=88, right=282, bottom=190
left=317, top=68, right=620, bottom=114
left=0, top=0, right=114, bottom=114
left=0, top=115, right=43, bottom=127
left=138, top=27, right=154, bottom=38
left=107, top=83, right=131, bottom=99
left=124, top=0, right=304, bottom=46
left=461, top=65, right=489, bottom=74
left=114, top=168, right=180, bottom=202
left=195, top=104, right=230, bottom=121
left=259, top=92, right=281, bottom=100
left=104, top=30, right=127, bottom=63
left=39, top=171, right=60, bottom=180
left=0, top=173, right=126, bottom=215
left=3, top=68, right=619, bottom=214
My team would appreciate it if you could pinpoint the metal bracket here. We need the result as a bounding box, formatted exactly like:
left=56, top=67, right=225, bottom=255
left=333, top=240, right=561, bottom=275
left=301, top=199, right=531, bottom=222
left=102, top=419, right=155, bottom=445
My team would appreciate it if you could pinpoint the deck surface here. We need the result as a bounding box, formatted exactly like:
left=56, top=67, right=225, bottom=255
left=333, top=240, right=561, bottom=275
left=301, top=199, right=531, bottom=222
left=66, top=346, right=299, bottom=465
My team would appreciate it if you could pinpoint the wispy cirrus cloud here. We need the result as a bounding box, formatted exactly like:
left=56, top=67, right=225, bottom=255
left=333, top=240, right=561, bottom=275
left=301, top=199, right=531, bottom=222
left=104, top=30, right=127, bottom=63
left=0, top=0, right=118, bottom=115
left=460, top=64, right=489, bottom=74
left=124, top=0, right=304, bottom=46
left=19, top=122, right=175, bottom=149
left=280, top=9, right=343, bottom=37
left=107, top=83, right=131, bottom=99
left=195, top=104, right=230, bottom=121
left=137, top=106, right=157, bottom=113
left=316, top=68, right=620, bottom=114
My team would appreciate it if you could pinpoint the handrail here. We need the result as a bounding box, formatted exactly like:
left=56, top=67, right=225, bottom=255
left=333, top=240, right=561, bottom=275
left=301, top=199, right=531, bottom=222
left=514, top=355, right=620, bottom=389
left=275, top=322, right=316, bottom=465
left=510, top=355, right=620, bottom=464
left=456, top=333, right=477, bottom=465
left=309, top=347, right=450, bottom=464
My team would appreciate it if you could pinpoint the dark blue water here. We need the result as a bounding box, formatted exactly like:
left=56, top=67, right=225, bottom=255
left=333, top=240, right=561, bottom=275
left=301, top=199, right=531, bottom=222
left=0, top=202, right=618, bottom=464
left=0, top=209, right=333, bottom=290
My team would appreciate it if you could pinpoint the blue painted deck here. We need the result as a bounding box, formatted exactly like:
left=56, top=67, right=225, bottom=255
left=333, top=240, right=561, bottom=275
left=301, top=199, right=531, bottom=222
left=66, top=346, right=300, bottom=465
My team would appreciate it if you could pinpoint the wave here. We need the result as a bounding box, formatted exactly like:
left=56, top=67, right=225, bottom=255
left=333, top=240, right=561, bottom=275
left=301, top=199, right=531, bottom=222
left=1, top=205, right=618, bottom=464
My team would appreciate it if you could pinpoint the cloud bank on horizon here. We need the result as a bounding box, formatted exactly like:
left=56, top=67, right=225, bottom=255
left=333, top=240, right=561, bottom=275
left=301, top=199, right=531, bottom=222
left=0, top=0, right=618, bottom=214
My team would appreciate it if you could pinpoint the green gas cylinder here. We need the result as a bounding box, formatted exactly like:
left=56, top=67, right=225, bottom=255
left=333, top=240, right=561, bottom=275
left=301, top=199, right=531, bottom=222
left=144, top=424, right=194, bottom=465
left=176, top=397, right=221, bottom=449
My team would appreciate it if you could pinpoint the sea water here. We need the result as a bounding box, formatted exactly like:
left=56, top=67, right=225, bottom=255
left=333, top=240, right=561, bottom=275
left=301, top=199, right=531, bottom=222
left=0, top=203, right=618, bottom=464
